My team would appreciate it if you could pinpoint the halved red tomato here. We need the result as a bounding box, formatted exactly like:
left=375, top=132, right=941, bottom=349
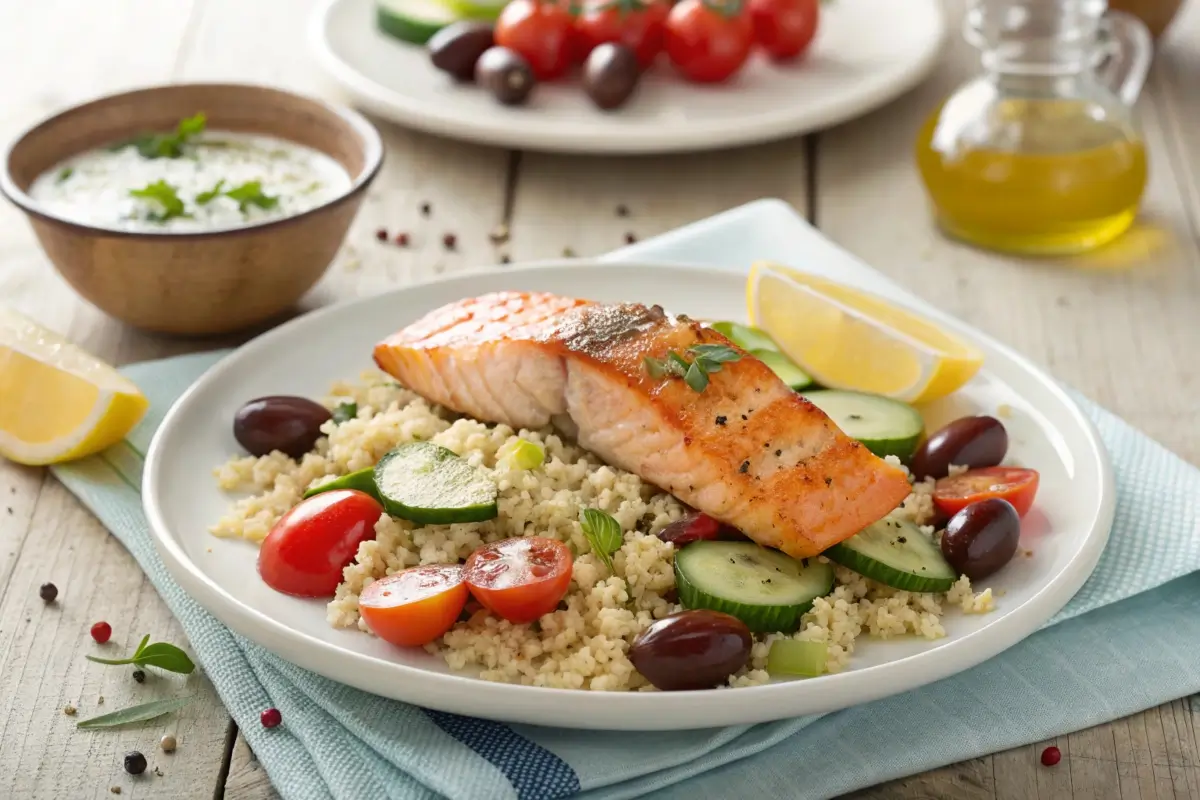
left=463, top=537, right=573, bottom=624
left=933, top=467, right=1039, bottom=518
left=359, top=565, right=469, bottom=648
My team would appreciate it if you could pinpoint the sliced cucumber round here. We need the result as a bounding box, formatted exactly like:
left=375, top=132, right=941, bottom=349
left=753, top=348, right=814, bottom=391
left=674, top=541, right=834, bottom=633
left=374, top=441, right=497, bottom=525
left=824, top=517, right=957, bottom=593
left=801, top=389, right=924, bottom=462
left=303, top=466, right=380, bottom=501
left=710, top=321, right=780, bottom=354
left=376, top=0, right=460, bottom=45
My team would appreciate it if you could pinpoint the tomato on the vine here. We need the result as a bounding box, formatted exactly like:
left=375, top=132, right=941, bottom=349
left=574, top=0, right=671, bottom=68
left=747, top=0, right=818, bottom=61
left=495, top=0, right=577, bottom=80
left=664, top=0, right=754, bottom=84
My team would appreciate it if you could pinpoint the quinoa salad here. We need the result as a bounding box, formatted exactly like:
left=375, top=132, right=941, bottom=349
left=208, top=297, right=1036, bottom=693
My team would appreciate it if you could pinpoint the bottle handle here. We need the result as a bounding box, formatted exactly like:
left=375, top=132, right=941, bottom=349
left=1095, top=10, right=1154, bottom=106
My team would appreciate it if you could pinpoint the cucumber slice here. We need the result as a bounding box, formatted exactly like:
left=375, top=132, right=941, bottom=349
left=710, top=321, right=780, bottom=353
left=801, top=389, right=924, bottom=461
left=376, top=0, right=460, bottom=44
left=824, top=517, right=957, bottom=593
left=302, top=467, right=380, bottom=501
left=753, top=348, right=814, bottom=390
left=674, top=541, right=833, bottom=633
left=440, top=0, right=505, bottom=20
left=374, top=441, right=498, bottom=524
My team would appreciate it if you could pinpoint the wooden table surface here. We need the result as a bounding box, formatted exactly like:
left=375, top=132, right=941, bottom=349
left=2, top=0, right=1199, bottom=797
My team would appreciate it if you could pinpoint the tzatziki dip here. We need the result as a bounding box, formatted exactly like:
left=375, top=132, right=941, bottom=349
left=27, top=113, right=351, bottom=233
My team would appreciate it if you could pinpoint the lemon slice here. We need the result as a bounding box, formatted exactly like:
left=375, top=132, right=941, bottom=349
left=746, top=262, right=984, bottom=404
left=0, top=308, right=148, bottom=465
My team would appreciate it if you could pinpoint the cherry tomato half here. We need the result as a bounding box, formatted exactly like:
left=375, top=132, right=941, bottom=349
left=258, top=489, right=383, bottom=597
left=574, top=0, right=670, bottom=68
left=747, top=0, right=818, bottom=61
left=933, top=467, right=1040, bottom=518
left=664, top=0, right=754, bottom=84
left=359, top=565, right=469, bottom=648
left=496, top=0, right=577, bottom=80
left=463, top=537, right=573, bottom=624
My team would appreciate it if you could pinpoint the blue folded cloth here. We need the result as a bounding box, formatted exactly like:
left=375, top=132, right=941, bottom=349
left=52, top=201, right=1200, bottom=800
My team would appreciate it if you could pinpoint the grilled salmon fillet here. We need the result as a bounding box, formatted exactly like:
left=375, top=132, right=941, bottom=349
left=374, top=291, right=912, bottom=558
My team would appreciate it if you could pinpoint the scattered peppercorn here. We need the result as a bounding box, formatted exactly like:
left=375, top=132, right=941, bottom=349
left=739, top=461, right=749, bottom=474
left=442, top=233, right=456, bottom=250
left=1041, top=746, right=1061, bottom=767
left=489, top=223, right=510, bottom=244
left=615, top=204, right=629, bottom=217
left=375, top=228, right=388, bottom=242
left=623, top=232, right=636, bottom=244
left=110, top=787, right=121, bottom=795
left=774, top=449, right=781, bottom=457
left=420, top=202, right=432, bottom=216
left=159, top=735, right=177, bottom=753
left=90, top=621, right=112, bottom=643
left=261, top=707, right=282, bottom=728
left=124, top=751, right=147, bottom=775
left=500, top=254, right=511, bottom=264
left=395, top=232, right=409, bottom=247
left=715, top=415, right=727, bottom=426
left=39, top=582, right=58, bottom=603
left=132, top=669, right=146, bottom=684
left=63, top=704, right=77, bottom=716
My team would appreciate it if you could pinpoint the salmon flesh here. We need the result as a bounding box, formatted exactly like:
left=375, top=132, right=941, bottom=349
left=373, top=291, right=913, bottom=558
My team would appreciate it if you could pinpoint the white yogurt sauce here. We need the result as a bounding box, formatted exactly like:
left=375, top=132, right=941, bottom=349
left=28, top=130, right=352, bottom=233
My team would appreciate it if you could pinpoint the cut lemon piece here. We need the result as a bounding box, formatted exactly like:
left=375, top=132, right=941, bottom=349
left=746, top=262, right=984, bottom=404
left=0, top=308, right=148, bottom=466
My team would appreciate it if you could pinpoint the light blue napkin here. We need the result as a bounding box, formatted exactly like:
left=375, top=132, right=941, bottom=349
left=52, top=201, right=1200, bottom=800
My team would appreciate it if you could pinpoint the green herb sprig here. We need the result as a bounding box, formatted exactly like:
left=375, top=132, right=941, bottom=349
left=195, top=179, right=226, bottom=205
left=644, top=343, right=743, bottom=392
left=76, top=696, right=194, bottom=729
left=86, top=634, right=196, bottom=674
left=115, top=113, right=207, bottom=159
left=331, top=401, right=358, bottom=424
left=128, top=180, right=189, bottom=223
left=580, top=508, right=624, bottom=573
left=224, top=180, right=279, bottom=213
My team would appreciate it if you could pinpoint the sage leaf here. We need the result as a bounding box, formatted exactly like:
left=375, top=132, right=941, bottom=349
left=76, top=696, right=194, bottom=729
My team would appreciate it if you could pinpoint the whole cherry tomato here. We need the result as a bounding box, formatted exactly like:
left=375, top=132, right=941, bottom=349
left=359, top=565, right=469, bottom=648
left=664, top=0, right=754, bottom=83
left=463, top=537, right=573, bottom=624
left=495, top=0, right=577, bottom=80
left=747, top=0, right=818, bottom=61
left=933, top=467, right=1040, bottom=518
left=258, top=489, right=382, bottom=597
left=574, top=0, right=670, bottom=68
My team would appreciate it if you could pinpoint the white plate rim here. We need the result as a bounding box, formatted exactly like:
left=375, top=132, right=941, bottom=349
left=304, top=0, right=948, bottom=155
left=143, top=258, right=1115, bottom=730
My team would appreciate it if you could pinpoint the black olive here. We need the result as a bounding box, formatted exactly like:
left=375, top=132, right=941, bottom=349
left=910, top=415, right=1008, bottom=480
left=233, top=396, right=332, bottom=458
left=583, top=43, right=641, bottom=110
left=630, top=610, right=751, bottom=691
left=940, top=498, right=1021, bottom=579
left=428, top=21, right=495, bottom=81
left=476, top=47, right=536, bottom=106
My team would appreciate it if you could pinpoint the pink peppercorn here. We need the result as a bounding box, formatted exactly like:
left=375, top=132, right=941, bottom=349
left=261, top=708, right=282, bottom=729
left=90, top=621, right=112, bottom=644
left=396, top=232, right=410, bottom=247
left=1041, top=746, right=1061, bottom=767
left=375, top=228, right=388, bottom=242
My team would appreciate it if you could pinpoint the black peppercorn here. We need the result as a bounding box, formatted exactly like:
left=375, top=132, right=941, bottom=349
left=132, top=669, right=146, bottom=683
left=124, top=751, right=147, bottom=775
left=39, top=582, right=58, bottom=603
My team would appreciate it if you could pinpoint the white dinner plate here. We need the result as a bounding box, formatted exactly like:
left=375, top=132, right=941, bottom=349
left=144, top=260, right=1114, bottom=730
left=306, top=0, right=946, bottom=154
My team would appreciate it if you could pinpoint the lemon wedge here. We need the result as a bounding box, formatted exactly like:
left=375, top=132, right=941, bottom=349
left=746, top=262, right=984, bottom=404
left=0, top=308, right=148, bottom=466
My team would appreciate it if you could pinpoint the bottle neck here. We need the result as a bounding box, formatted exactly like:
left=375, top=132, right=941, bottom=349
left=966, top=0, right=1104, bottom=80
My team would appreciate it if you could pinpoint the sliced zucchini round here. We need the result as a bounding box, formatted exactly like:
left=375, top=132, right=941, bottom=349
left=802, top=389, right=924, bottom=462
left=823, top=517, right=957, bottom=593
left=674, top=540, right=833, bottom=633
left=374, top=441, right=497, bottom=524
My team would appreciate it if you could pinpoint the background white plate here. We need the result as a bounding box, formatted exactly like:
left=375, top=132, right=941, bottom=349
left=307, top=0, right=946, bottom=154
left=144, top=259, right=1114, bottom=730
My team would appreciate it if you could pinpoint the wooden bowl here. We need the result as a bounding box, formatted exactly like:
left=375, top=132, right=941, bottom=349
left=0, top=83, right=383, bottom=336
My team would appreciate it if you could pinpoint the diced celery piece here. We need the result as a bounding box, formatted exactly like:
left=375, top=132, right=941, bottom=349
left=766, top=639, right=828, bottom=677
left=497, top=438, right=545, bottom=470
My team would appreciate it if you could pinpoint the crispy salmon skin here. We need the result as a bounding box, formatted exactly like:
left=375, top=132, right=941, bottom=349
left=374, top=291, right=912, bottom=558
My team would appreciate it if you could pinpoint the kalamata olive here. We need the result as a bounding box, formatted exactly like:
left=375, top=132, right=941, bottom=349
left=910, top=415, right=1008, bottom=480
left=476, top=46, right=536, bottom=106
left=940, top=498, right=1021, bottom=580
left=233, top=396, right=332, bottom=458
left=583, top=43, right=641, bottom=110
left=629, top=609, right=752, bottom=691
left=428, top=22, right=495, bottom=81
left=657, top=513, right=747, bottom=547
